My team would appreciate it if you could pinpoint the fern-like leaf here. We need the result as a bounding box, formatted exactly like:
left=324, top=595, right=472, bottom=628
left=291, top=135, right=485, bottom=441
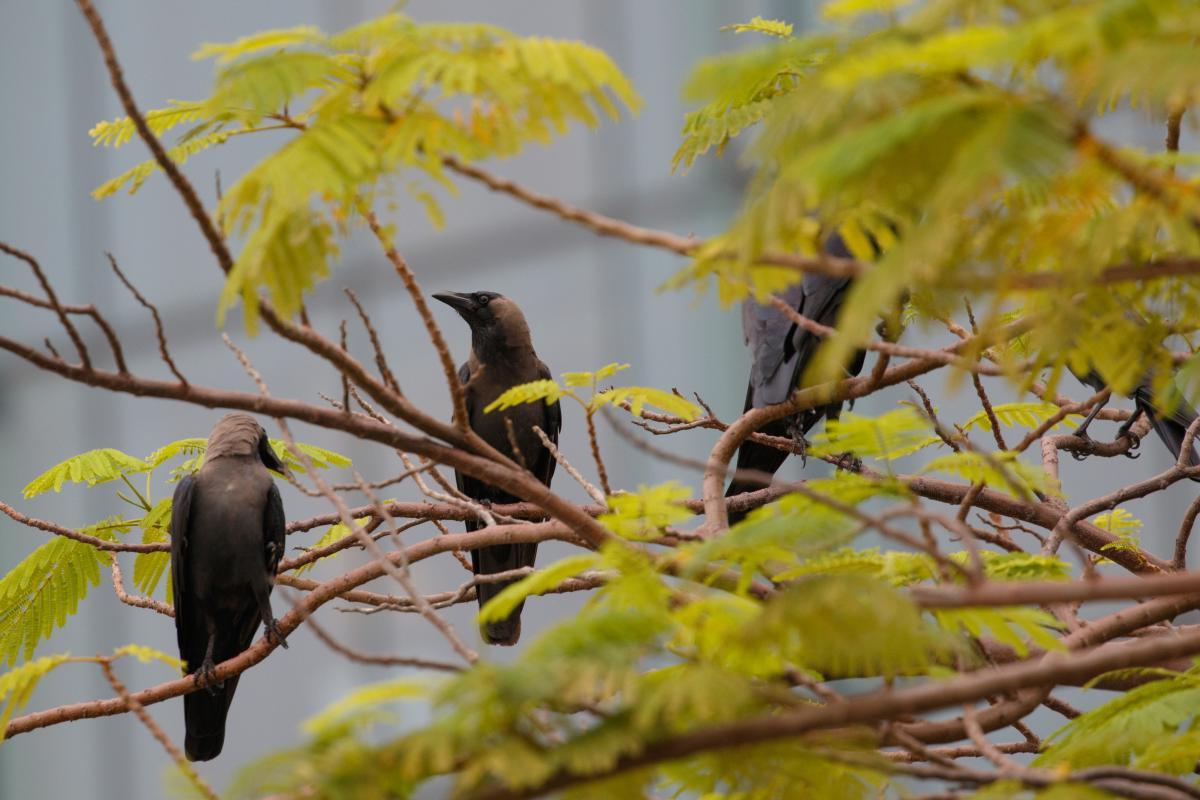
left=0, top=519, right=129, bottom=666
left=0, top=654, right=73, bottom=739
left=132, top=498, right=172, bottom=600
left=484, top=380, right=566, bottom=413
left=592, top=387, right=701, bottom=421
left=721, top=17, right=794, bottom=38
left=478, top=554, right=602, bottom=624
left=23, top=449, right=151, bottom=498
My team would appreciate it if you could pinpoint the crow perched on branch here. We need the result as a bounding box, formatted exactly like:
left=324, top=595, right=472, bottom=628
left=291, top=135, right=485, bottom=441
left=434, top=290, right=561, bottom=646
left=724, top=233, right=866, bottom=525
left=170, top=413, right=287, bottom=761
left=1071, top=368, right=1200, bottom=477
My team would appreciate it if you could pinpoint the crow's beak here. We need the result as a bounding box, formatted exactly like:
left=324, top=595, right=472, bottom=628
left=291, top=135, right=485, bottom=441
left=432, top=291, right=476, bottom=317
left=258, top=436, right=287, bottom=473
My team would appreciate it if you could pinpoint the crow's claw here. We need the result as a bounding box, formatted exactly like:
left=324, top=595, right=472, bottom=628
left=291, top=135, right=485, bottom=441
left=787, top=425, right=810, bottom=468
left=1069, top=431, right=1097, bottom=462
left=195, top=657, right=222, bottom=695
left=836, top=452, right=862, bottom=473
left=264, top=618, right=289, bottom=649
left=1121, top=434, right=1142, bottom=459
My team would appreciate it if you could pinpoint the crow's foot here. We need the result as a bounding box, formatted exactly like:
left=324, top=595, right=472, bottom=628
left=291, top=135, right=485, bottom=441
left=1069, top=431, right=1097, bottom=462
left=1117, top=430, right=1142, bottom=460
left=834, top=452, right=862, bottom=473
left=194, top=657, right=222, bottom=695
left=264, top=618, right=289, bottom=649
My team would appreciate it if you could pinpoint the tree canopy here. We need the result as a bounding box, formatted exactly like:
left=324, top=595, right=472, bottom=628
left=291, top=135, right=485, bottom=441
left=4, top=1, right=1200, bottom=798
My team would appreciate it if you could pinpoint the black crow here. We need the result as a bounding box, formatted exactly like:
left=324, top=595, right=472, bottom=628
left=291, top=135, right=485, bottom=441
left=434, top=291, right=560, bottom=645
left=171, top=413, right=287, bottom=761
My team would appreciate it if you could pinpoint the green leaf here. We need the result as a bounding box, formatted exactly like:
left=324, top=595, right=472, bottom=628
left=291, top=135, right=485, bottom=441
left=0, top=519, right=130, bottom=666
left=23, top=449, right=151, bottom=498
left=144, top=438, right=208, bottom=470
left=192, top=25, right=325, bottom=65
left=592, top=386, right=701, bottom=421
left=810, top=408, right=940, bottom=461
left=920, top=451, right=1056, bottom=500
left=0, top=654, right=73, bottom=739
left=295, top=517, right=370, bottom=575
left=562, top=362, right=630, bottom=388
left=822, top=0, right=915, bottom=20
left=599, top=482, right=693, bottom=541
left=1038, top=672, right=1200, bottom=769
left=961, top=402, right=1083, bottom=434
left=721, top=17, right=794, bottom=38
left=484, top=379, right=566, bottom=413
left=132, top=498, right=172, bottom=601
left=303, top=678, right=431, bottom=737
left=89, top=100, right=208, bottom=148
left=112, top=644, right=185, bottom=672
left=744, top=574, right=950, bottom=678
left=932, top=606, right=1065, bottom=658
left=478, top=554, right=602, bottom=625
left=271, top=440, right=353, bottom=473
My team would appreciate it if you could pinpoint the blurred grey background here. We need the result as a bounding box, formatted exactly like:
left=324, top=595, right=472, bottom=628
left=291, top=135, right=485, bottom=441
left=0, top=2, right=1189, bottom=798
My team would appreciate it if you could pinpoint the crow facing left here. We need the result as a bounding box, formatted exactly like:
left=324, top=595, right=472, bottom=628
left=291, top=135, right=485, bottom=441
left=434, top=290, right=561, bottom=646
left=170, top=413, right=288, bottom=761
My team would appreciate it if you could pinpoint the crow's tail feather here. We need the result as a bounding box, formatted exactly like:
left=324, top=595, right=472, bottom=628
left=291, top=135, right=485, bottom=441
left=1148, top=402, right=1200, bottom=482
left=474, top=542, right=537, bottom=646
left=183, top=676, right=239, bottom=761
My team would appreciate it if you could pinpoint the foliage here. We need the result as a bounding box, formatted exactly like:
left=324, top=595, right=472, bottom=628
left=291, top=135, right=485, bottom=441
left=485, top=361, right=702, bottom=421
left=673, top=0, right=1200, bottom=409
left=90, top=14, right=640, bottom=331
left=0, top=645, right=182, bottom=743
left=0, top=518, right=127, bottom=667
left=295, top=516, right=371, bottom=575
left=7, top=3, right=1200, bottom=798
left=0, top=432, right=350, bottom=670
left=1038, top=666, right=1200, bottom=771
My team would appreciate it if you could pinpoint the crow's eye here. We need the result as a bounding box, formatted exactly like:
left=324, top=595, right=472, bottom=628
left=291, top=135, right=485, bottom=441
left=476, top=294, right=490, bottom=306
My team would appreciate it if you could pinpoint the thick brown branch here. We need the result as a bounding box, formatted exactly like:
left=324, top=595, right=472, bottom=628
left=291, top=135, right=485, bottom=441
left=5, top=524, right=576, bottom=740
left=477, top=625, right=1200, bottom=799
left=0, top=500, right=168, bottom=553
left=0, top=335, right=614, bottom=548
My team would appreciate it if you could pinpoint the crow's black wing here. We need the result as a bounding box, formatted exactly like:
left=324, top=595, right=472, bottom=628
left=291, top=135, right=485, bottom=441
left=263, top=482, right=285, bottom=576
left=532, top=358, right=561, bottom=488
left=170, top=476, right=198, bottom=670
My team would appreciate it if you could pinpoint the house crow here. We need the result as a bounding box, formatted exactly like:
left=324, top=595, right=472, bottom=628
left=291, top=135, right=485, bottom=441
left=434, top=290, right=560, bottom=646
left=724, top=232, right=867, bottom=524
left=1072, top=368, right=1200, bottom=478
left=171, top=413, right=287, bottom=761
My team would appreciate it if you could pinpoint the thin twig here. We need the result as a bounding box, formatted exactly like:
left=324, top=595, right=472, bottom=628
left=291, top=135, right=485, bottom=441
left=0, top=500, right=168, bottom=553
left=0, top=241, right=92, bottom=368
left=106, top=252, right=185, bottom=384
left=343, top=287, right=401, bottom=394
left=338, top=319, right=351, bottom=413
left=584, top=412, right=612, bottom=496
left=110, top=554, right=174, bottom=617
left=364, top=210, right=468, bottom=428
left=285, top=590, right=462, bottom=672
left=533, top=425, right=605, bottom=504
left=223, top=333, right=480, bottom=664
left=101, top=660, right=220, bottom=800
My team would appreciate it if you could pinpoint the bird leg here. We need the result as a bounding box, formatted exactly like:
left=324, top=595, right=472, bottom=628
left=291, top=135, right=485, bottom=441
left=194, top=630, right=221, bottom=695
left=786, top=420, right=810, bottom=467
left=1069, top=398, right=1111, bottom=461
left=1114, top=407, right=1144, bottom=460
left=253, top=584, right=288, bottom=649
left=833, top=451, right=863, bottom=473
